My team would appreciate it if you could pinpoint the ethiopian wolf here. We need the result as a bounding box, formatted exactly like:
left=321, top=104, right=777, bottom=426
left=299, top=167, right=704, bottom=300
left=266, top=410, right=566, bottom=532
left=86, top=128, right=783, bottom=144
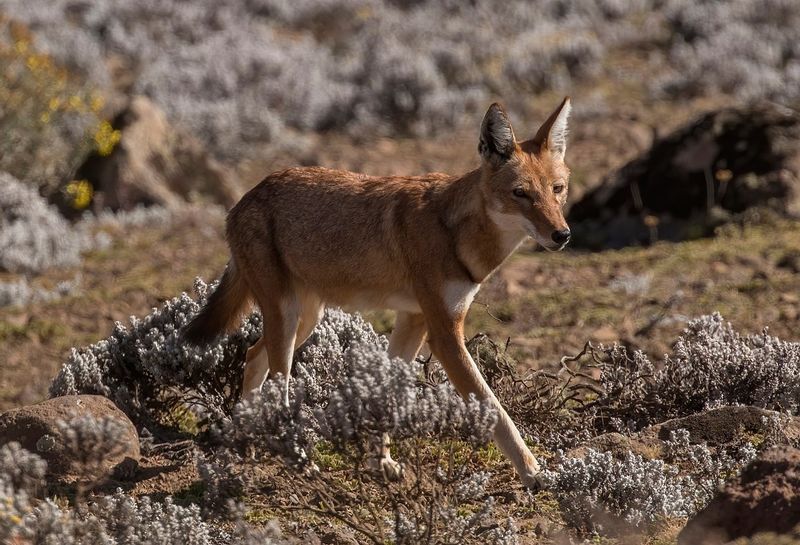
left=184, top=98, right=573, bottom=488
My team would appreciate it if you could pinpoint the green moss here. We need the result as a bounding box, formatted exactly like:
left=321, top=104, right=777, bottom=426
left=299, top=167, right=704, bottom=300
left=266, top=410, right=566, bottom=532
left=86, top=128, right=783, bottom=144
left=475, top=442, right=505, bottom=467
left=166, top=404, right=200, bottom=436
left=244, top=505, right=284, bottom=525
left=313, top=440, right=349, bottom=471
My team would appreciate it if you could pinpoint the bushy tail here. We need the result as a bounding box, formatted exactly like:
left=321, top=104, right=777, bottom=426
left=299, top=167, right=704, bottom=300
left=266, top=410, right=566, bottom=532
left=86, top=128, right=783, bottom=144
left=183, top=260, right=250, bottom=346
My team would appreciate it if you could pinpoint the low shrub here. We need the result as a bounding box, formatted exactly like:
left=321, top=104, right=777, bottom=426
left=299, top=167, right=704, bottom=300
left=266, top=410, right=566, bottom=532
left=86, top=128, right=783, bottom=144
left=0, top=18, right=105, bottom=195
left=543, top=448, right=701, bottom=529
left=56, top=415, right=131, bottom=491
left=0, top=276, right=79, bottom=308
left=0, top=171, right=90, bottom=274
left=6, top=0, right=664, bottom=157
left=50, top=278, right=262, bottom=427
left=655, top=0, right=800, bottom=105
left=0, top=438, right=285, bottom=544
left=493, top=313, right=800, bottom=443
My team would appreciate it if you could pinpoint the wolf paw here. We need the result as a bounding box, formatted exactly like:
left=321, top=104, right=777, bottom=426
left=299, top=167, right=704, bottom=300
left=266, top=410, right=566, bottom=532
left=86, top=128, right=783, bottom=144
left=380, top=455, right=403, bottom=481
left=520, top=469, right=547, bottom=491
left=367, top=453, right=403, bottom=481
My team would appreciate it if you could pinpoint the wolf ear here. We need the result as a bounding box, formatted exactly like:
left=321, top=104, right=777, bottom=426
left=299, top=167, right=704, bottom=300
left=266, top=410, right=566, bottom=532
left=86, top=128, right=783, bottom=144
left=533, top=96, right=571, bottom=159
left=479, top=103, right=516, bottom=165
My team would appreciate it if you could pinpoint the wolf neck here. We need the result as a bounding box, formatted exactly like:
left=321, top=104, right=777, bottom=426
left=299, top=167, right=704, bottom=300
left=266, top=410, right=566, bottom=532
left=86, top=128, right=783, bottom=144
left=442, top=168, right=528, bottom=283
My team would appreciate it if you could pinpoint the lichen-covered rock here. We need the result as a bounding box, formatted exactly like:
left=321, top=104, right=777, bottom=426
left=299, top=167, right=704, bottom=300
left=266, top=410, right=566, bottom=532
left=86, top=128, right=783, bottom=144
left=569, top=103, right=800, bottom=248
left=0, top=395, right=139, bottom=482
left=679, top=447, right=800, bottom=545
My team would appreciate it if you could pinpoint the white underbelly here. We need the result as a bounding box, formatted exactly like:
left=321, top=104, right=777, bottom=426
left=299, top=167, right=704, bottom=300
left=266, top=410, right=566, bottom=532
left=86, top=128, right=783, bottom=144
left=385, top=292, right=423, bottom=313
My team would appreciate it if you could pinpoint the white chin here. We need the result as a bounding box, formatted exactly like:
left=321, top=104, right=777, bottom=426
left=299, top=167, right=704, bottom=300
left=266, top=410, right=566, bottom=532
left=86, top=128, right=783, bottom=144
left=528, top=231, right=554, bottom=250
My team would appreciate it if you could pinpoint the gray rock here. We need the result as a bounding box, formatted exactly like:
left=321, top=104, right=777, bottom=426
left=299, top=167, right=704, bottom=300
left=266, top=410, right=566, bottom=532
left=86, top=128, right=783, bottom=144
left=0, top=395, right=140, bottom=483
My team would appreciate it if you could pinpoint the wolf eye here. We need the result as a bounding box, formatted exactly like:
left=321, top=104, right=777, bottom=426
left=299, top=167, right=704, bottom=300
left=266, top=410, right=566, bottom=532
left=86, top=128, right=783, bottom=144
left=553, top=183, right=565, bottom=194
left=512, top=187, right=528, bottom=198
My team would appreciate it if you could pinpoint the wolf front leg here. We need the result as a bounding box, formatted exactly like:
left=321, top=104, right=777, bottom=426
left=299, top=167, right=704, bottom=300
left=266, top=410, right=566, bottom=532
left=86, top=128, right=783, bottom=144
left=422, top=299, right=543, bottom=489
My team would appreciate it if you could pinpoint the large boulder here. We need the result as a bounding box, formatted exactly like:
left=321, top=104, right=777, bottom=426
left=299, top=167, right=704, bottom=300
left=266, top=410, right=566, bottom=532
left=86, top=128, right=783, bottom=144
left=569, top=104, right=800, bottom=249
left=679, top=447, right=800, bottom=545
left=75, top=96, right=242, bottom=211
left=0, top=395, right=140, bottom=482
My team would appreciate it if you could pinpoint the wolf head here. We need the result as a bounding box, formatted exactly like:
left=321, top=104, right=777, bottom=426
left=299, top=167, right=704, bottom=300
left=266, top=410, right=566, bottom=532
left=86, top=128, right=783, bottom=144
left=478, top=98, right=572, bottom=251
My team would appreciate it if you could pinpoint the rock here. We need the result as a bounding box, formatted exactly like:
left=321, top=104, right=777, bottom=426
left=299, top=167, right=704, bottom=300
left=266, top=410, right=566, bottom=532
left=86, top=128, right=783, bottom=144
left=0, top=395, right=140, bottom=482
left=75, top=96, right=242, bottom=211
left=569, top=103, right=800, bottom=249
left=566, top=432, right=660, bottom=461
left=641, top=406, right=800, bottom=448
left=679, top=447, right=800, bottom=545
left=572, top=407, right=800, bottom=462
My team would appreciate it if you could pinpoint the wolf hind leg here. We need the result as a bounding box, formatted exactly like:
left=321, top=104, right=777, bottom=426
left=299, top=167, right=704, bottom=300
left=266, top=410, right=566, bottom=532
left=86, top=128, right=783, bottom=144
left=242, top=288, right=323, bottom=403
left=243, top=336, right=269, bottom=401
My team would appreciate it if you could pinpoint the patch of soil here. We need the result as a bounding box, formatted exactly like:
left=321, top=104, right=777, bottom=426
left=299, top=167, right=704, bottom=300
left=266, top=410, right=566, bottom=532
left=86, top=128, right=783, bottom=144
left=679, top=447, right=800, bottom=545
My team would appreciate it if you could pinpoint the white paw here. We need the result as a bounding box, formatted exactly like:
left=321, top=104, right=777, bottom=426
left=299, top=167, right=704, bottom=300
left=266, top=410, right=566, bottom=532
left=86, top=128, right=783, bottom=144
left=380, top=456, right=403, bottom=481
left=303, top=461, right=321, bottom=477
left=520, top=467, right=546, bottom=491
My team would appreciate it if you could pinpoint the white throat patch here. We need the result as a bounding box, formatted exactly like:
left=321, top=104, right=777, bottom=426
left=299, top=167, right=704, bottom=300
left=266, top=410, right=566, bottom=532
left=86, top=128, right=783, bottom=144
left=443, top=280, right=480, bottom=318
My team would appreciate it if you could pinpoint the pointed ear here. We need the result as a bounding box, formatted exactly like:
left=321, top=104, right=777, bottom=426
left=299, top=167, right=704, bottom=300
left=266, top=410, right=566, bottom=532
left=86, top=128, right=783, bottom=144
left=533, top=96, right=571, bottom=159
left=479, top=103, right=516, bottom=166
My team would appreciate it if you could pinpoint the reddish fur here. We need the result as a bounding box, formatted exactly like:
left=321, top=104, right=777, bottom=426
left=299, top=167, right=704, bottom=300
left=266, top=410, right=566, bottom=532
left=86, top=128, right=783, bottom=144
left=183, top=98, right=573, bottom=487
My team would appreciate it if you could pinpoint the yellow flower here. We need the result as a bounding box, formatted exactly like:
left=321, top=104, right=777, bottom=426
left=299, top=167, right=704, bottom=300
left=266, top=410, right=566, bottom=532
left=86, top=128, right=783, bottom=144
left=66, top=179, right=93, bottom=210
left=68, top=94, right=84, bottom=110
left=14, top=40, right=28, bottom=54
left=8, top=514, right=21, bottom=524
left=26, top=54, right=40, bottom=71
left=49, top=96, right=61, bottom=111
left=40, top=111, right=51, bottom=124
left=94, top=120, right=121, bottom=156
left=90, top=93, right=105, bottom=112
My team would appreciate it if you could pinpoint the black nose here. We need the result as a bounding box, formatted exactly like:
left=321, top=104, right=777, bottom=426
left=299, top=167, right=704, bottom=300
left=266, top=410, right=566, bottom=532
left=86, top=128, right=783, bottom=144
left=551, top=229, right=571, bottom=245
